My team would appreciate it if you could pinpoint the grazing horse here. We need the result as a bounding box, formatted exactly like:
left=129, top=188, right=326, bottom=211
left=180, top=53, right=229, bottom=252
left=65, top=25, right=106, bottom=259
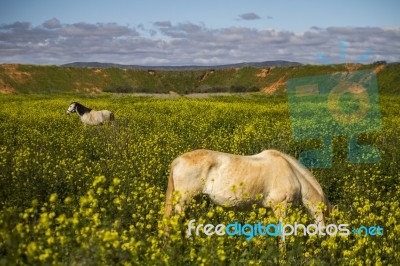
left=66, top=102, right=115, bottom=125
left=164, top=149, right=331, bottom=225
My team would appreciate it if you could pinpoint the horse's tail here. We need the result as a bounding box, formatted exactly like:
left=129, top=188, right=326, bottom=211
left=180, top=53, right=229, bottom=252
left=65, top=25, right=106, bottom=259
left=109, top=112, right=115, bottom=121
left=276, top=151, right=331, bottom=217
left=164, top=162, right=175, bottom=218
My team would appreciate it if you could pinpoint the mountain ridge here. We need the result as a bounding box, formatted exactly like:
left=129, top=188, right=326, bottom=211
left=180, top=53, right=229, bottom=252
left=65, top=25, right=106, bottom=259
left=62, top=60, right=302, bottom=70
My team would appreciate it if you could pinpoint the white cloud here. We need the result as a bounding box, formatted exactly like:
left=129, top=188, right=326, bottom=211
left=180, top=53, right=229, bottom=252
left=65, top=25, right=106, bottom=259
left=0, top=19, right=399, bottom=65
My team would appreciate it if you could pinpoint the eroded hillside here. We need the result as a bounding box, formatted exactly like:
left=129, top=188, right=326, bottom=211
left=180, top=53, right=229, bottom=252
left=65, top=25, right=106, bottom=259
left=0, top=63, right=397, bottom=94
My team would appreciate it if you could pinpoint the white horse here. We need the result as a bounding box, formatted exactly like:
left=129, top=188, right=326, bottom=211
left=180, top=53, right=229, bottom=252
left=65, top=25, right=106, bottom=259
left=164, top=149, right=331, bottom=225
left=66, top=102, right=114, bottom=125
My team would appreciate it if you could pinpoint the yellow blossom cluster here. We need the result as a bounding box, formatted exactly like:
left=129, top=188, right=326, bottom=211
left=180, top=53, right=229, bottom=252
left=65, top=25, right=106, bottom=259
left=0, top=94, right=399, bottom=265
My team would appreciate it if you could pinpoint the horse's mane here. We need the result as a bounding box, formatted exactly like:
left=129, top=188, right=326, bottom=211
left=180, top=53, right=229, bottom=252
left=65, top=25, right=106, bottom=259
left=74, top=102, right=92, bottom=116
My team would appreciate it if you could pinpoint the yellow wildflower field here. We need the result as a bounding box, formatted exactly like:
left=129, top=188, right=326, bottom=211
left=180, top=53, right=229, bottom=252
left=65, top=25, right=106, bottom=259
left=0, top=93, right=399, bottom=265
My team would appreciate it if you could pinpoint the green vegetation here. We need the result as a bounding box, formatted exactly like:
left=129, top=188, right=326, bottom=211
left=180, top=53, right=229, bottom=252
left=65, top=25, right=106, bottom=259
left=0, top=93, right=399, bottom=265
left=0, top=63, right=398, bottom=94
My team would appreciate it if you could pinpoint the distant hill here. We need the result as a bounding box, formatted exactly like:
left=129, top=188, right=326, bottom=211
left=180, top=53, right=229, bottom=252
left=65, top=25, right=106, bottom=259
left=62, top=60, right=302, bottom=70
left=0, top=62, right=398, bottom=94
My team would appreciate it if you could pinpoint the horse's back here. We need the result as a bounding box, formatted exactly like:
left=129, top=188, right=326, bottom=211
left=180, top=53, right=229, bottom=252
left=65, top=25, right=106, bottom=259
left=99, top=110, right=114, bottom=122
left=172, top=149, right=300, bottom=205
left=173, top=149, right=288, bottom=178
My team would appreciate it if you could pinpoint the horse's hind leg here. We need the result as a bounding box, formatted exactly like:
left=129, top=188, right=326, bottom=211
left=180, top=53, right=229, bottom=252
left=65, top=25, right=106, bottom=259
left=174, top=189, right=200, bottom=215
left=170, top=162, right=204, bottom=216
left=262, top=194, right=289, bottom=223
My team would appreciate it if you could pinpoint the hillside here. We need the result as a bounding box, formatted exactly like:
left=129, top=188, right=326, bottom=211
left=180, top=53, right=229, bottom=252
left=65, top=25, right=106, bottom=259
left=0, top=62, right=398, bottom=95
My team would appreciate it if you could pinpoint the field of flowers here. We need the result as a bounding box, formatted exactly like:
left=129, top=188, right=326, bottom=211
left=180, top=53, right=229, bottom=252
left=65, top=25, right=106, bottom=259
left=0, top=93, right=399, bottom=265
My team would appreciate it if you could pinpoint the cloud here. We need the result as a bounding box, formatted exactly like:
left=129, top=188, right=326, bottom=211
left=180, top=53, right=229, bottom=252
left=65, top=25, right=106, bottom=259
left=42, top=18, right=61, bottom=29
left=0, top=21, right=30, bottom=31
left=153, top=21, right=172, bottom=28
left=0, top=19, right=399, bottom=65
left=238, top=12, right=261, bottom=21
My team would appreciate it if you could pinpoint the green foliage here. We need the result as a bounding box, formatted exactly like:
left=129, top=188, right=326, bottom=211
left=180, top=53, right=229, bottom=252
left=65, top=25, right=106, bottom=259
left=377, top=63, right=400, bottom=94
left=0, top=94, right=399, bottom=265
left=1, top=63, right=398, bottom=94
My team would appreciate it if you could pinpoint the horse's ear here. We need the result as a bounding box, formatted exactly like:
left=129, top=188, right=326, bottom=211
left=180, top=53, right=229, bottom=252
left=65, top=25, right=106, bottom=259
left=333, top=205, right=339, bottom=211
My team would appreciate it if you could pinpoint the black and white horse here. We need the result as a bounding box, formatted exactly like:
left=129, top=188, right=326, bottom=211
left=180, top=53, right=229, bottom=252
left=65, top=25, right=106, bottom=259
left=66, top=102, right=115, bottom=125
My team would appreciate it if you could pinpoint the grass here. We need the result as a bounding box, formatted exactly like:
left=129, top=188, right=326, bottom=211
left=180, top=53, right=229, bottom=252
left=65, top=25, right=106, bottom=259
left=0, top=92, right=399, bottom=265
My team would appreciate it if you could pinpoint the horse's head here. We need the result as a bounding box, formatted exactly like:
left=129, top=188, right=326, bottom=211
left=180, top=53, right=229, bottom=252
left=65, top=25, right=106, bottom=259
left=66, top=102, right=77, bottom=115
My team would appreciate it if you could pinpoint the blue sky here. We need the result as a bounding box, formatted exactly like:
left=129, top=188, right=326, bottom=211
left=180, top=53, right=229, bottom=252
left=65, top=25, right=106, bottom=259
left=1, top=0, right=399, bottom=31
left=0, top=0, right=399, bottom=65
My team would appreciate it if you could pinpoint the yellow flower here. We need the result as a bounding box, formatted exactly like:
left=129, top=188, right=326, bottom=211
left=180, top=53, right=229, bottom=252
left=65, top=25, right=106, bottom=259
left=64, top=197, right=72, bottom=204
left=96, top=187, right=104, bottom=195
left=47, top=237, right=55, bottom=244
left=113, top=178, right=121, bottom=186
left=93, top=175, right=106, bottom=187
left=49, top=193, right=58, bottom=203
left=31, top=199, right=39, bottom=206
left=39, top=249, right=51, bottom=261
left=27, top=242, right=37, bottom=256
